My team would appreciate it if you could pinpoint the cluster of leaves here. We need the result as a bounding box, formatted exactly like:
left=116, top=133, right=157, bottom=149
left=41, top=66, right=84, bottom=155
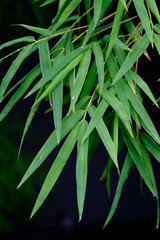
left=0, top=0, right=160, bottom=228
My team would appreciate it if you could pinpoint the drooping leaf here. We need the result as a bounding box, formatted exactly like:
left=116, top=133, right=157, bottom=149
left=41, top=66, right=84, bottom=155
left=52, top=81, right=63, bottom=143
left=103, top=152, right=133, bottom=228
left=18, top=88, right=42, bottom=159
left=17, top=109, right=84, bottom=188
left=94, top=0, right=102, bottom=28
left=52, top=0, right=82, bottom=32
left=25, top=45, right=88, bottom=98
left=130, top=70, right=158, bottom=107
left=0, top=66, right=41, bottom=121
left=120, top=0, right=127, bottom=11
left=113, top=33, right=150, bottom=84
left=82, top=99, right=109, bottom=142
left=88, top=105, right=118, bottom=169
left=103, top=35, right=131, bottom=51
left=14, top=24, right=52, bottom=36
left=123, top=81, right=160, bottom=145
left=30, top=122, right=81, bottom=218
left=154, top=34, right=160, bottom=55
left=102, top=88, right=133, bottom=138
left=69, top=49, right=92, bottom=112
left=76, top=120, right=89, bottom=221
left=32, top=54, right=83, bottom=106
left=133, top=0, right=153, bottom=44
left=40, top=0, right=57, bottom=7
left=0, top=44, right=34, bottom=102
left=39, top=40, right=51, bottom=76
left=92, top=43, right=104, bottom=95
left=0, top=36, right=35, bottom=51
left=145, top=0, right=160, bottom=24
left=106, top=1, right=124, bottom=59
left=140, top=133, right=160, bottom=163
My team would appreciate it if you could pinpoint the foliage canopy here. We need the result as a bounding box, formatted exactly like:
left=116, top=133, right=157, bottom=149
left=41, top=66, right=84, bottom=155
left=0, top=0, right=160, bottom=228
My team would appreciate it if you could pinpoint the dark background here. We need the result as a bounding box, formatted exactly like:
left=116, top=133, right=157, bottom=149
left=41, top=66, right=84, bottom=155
left=0, top=0, right=160, bottom=239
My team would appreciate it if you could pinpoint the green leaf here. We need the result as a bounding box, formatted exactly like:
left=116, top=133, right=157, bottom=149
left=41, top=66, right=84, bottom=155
left=94, top=0, right=102, bottom=28
left=92, top=43, right=104, bottom=95
left=0, top=44, right=34, bottom=102
left=30, top=122, right=81, bottom=218
left=103, top=152, right=133, bottom=228
left=69, top=49, right=92, bottom=112
left=32, top=54, right=83, bottom=106
left=154, top=34, right=160, bottom=55
left=17, top=109, right=84, bottom=188
left=52, top=81, right=63, bottom=143
left=18, top=89, right=42, bottom=159
left=113, top=33, right=150, bottom=84
left=106, top=1, right=124, bottom=59
left=154, top=24, right=160, bottom=34
left=82, top=99, right=109, bottom=142
left=139, top=144, right=159, bottom=228
left=52, top=0, right=82, bottom=32
left=107, top=50, right=131, bottom=120
left=40, top=0, right=57, bottom=7
left=14, top=24, right=51, bottom=36
left=120, top=0, right=127, bottom=11
left=140, top=133, right=160, bottom=163
left=25, top=45, right=88, bottom=98
left=123, top=81, right=160, bottom=144
left=0, top=66, right=41, bottom=121
left=88, top=105, right=118, bottom=169
left=146, top=0, right=160, bottom=24
left=102, top=88, right=133, bottom=138
left=76, top=120, right=89, bottom=221
left=130, top=70, right=158, bottom=107
left=39, top=40, right=51, bottom=76
left=133, top=0, right=153, bottom=44
left=103, top=35, right=131, bottom=51
left=0, top=36, right=35, bottom=51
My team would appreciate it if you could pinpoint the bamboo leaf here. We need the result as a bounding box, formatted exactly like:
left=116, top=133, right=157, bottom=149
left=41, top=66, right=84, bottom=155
left=107, top=50, right=131, bottom=120
left=39, top=40, right=51, bottom=76
left=106, top=1, right=124, bottom=59
left=0, top=44, right=34, bottom=102
left=52, top=0, right=82, bottom=32
left=17, top=109, right=84, bottom=188
left=82, top=99, right=109, bottom=142
left=76, top=120, right=89, bottom=221
left=139, top=144, right=159, bottom=228
left=120, top=0, right=127, bottom=11
left=103, top=152, right=133, bottom=228
left=102, top=88, right=133, bottom=138
left=154, top=34, right=160, bottom=55
left=30, top=122, right=81, bottom=218
left=123, top=81, right=160, bottom=144
left=18, top=89, right=42, bottom=159
left=88, top=105, right=118, bottom=169
left=52, top=81, right=63, bottom=143
left=92, top=43, right=104, bottom=95
left=154, top=24, right=160, bottom=35
left=133, top=0, right=153, bottom=44
left=69, top=50, right=92, bottom=112
left=32, top=54, right=83, bottom=106
left=113, top=34, right=150, bottom=85
left=146, top=0, right=160, bottom=24
left=25, top=45, right=88, bottom=98
left=130, top=70, right=158, bottom=107
left=94, top=0, right=102, bottom=28
left=40, top=0, right=57, bottom=7
left=14, top=24, right=51, bottom=36
left=0, top=66, right=41, bottom=122
left=104, top=35, right=131, bottom=51
left=140, top=133, right=160, bottom=163
left=0, top=36, right=35, bottom=51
